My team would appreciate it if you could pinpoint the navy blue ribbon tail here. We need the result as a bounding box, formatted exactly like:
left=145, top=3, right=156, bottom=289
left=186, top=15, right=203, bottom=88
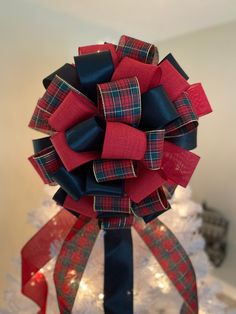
left=104, top=229, right=133, bottom=314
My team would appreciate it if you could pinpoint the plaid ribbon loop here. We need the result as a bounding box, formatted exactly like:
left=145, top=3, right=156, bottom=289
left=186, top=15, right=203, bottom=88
left=94, top=195, right=131, bottom=214
left=143, top=130, right=165, bottom=170
left=117, top=35, right=159, bottom=65
left=132, top=187, right=170, bottom=218
left=97, top=77, right=142, bottom=127
left=28, top=146, right=61, bottom=185
left=93, top=159, right=137, bottom=182
left=165, top=92, right=199, bottom=137
left=29, top=76, right=80, bottom=134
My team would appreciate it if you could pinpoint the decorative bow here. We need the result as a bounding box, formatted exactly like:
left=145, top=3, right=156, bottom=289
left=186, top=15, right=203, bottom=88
left=23, top=34, right=212, bottom=314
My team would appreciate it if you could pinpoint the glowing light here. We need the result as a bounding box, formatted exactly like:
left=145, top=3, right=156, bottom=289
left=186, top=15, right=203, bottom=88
left=68, top=270, right=77, bottom=276
left=149, top=266, right=154, bottom=272
left=160, top=225, right=166, bottom=232
left=70, top=279, right=76, bottom=285
left=155, top=272, right=162, bottom=279
left=80, top=280, right=88, bottom=291
left=30, top=281, right=35, bottom=286
left=158, top=282, right=164, bottom=289
left=98, top=293, right=104, bottom=300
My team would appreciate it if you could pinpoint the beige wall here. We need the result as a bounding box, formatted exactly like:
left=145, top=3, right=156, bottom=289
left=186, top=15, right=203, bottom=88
left=0, top=0, right=235, bottom=306
left=159, top=22, right=236, bottom=285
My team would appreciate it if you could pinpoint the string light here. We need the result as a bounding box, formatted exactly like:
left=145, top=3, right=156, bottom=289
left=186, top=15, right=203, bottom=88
left=160, top=225, right=166, bottom=232
left=80, top=280, right=88, bottom=291
left=155, top=272, right=162, bottom=279
left=52, top=217, right=57, bottom=225
left=98, top=293, right=104, bottom=300
left=68, top=270, right=77, bottom=276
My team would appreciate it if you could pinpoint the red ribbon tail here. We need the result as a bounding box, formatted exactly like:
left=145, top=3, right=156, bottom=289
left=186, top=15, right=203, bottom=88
left=133, top=218, right=199, bottom=314
left=21, top=209, right=77, bottom=314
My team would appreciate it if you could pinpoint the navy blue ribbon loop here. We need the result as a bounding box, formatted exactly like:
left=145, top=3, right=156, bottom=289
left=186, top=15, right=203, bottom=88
left=142, top=211, right=167, bottom=223
left=104, top=229, right=133, bottom=314
left=66, top=116, right=105, bottom=152
left=32, top=136, right=52, bottom=154
left=42, top=63, right=81, bottom=90
left=53, top=187, right=67, bottom=206
left=140, top=85, right=179, bottom=130
left=53, top=188, right=81, bottom=218
left=51, top=167, right=85, bottom=201
left=86, top=168, right=124, bottom=196
left=166, top=128, right=198, bottom=150
left=74, top=51, right=114, bottom=101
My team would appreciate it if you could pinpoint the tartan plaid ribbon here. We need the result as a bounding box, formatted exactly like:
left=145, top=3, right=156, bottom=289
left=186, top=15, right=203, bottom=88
left=143, top=130, right=165, bottom=170
left=28, top=146, right=61, bottom=185
left=97, top=77, right=141, bottom=127
left=116, top=35, right=159, bottom=64
left=29, top=76, right=79, bottom=134
left=134, top=218, right=198, bottom=314
left=94, top=195, right=131, bottom=213
left=165, top=92, right=199, bottom=137
left=54, top=217, right=99, bottom=313
left=132, top=187, right=170, bottom=218
left=93, top=159, right=137, bottom=182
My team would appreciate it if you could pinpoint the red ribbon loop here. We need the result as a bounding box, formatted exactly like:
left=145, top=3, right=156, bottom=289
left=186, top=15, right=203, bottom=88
left=112, top=57, right=162, bottom=94
left=102, top=121, right=147, bottom=160
left=48, top=90, right=96, bottom=132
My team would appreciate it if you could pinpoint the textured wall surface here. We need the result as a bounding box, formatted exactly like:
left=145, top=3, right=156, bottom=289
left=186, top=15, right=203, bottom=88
left=159, top=22, right=236, bottom=287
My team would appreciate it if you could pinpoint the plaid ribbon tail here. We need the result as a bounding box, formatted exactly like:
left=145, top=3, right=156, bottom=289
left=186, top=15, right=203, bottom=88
left=133, top=218, right=198, bottom=314
left=21, top=210, right=77, bottom=314
left=54, top=217, right=99, bottom=314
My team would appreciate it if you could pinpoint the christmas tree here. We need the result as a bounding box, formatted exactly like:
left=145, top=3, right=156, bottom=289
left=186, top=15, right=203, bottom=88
left=1, top=186, right=226, bottom=314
